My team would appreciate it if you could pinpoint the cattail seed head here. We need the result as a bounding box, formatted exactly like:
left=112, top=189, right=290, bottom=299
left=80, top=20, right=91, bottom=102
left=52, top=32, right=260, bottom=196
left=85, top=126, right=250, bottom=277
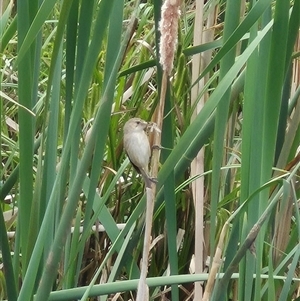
left=159, top=0, right=181, bottom=76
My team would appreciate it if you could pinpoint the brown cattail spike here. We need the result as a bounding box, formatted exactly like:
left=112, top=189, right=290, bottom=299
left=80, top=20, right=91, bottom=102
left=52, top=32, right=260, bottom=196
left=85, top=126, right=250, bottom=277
left=159, top=0, right=181, bottom=76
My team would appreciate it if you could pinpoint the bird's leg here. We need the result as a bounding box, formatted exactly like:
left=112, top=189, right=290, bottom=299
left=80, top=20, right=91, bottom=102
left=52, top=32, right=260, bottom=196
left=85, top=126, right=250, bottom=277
left=149, top=177, right=158, bottom=184
left=140, top=169, right=157, bottom=188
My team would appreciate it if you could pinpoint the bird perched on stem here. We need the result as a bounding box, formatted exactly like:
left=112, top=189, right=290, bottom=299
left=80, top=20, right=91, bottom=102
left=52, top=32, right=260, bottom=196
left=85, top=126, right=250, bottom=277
left=123, top=118, right=155, bottom=188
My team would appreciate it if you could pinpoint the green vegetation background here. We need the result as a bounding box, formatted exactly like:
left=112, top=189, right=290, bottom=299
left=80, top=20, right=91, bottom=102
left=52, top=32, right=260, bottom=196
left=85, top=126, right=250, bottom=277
left=0, top=0, right=300, bottom=300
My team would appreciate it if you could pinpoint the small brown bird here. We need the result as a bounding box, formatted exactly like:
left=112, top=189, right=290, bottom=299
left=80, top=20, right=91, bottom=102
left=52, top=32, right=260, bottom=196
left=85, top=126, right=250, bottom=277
left=123, top=118, right=154, bottom=188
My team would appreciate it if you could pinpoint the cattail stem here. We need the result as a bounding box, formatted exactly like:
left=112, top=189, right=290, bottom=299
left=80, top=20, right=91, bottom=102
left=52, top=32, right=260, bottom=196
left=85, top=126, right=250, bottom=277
left=136, top=70, right=168, bottom=301
left=136, top=0, right=180, bottom=299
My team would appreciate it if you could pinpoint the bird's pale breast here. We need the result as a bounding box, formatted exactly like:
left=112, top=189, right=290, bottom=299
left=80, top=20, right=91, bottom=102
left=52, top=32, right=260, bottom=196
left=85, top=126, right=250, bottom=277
left=124, top=131, right=150, bottom=170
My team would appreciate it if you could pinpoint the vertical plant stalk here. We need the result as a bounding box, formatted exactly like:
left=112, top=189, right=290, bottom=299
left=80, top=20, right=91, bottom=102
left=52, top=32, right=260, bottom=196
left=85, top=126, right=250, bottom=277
left=203, top=222, right=228, bottom=301
left=191, top=1, right=215, bottom=299
left=136, top=1, right=180, bottom=300
left=191, top=1, right=204, bottom=299
left=17, top=0, right=36, bottom=275
left=136, top=71, right=167, bottom=301
left=0, top=206, right=18, bottom=301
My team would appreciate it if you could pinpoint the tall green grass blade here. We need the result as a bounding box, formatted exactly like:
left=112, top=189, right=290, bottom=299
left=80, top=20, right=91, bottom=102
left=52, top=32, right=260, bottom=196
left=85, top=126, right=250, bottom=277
left=40, top=43, right=63, bottom=261
left=15, top=0, right=60, bottom=64
left=278, top=245, right=300, bottom=301
left=256, top=2, right=291, bottom=298
left=64, top=0, right=79, bottom=135
left=17, top=0, right=37, bottom=275
left=162, top=84, right=179, bottom=300
left=276, top=1, right=300, bottom=163
left=0, top=206, right=17, bottom=301
left=261, top=0, right=290, bottom=182
left=238, top=5, right=272, bottom=301
left=210, top=0, right=241, bottom=261
left=0, top=1, right=13, bottom=38
left=0, top=16, right=17, bottom=53
left=74, top=0, right=94, bottom=88
left=164, top=172, right=179, bottom=301
left=65, top=202, right=82, bottom=289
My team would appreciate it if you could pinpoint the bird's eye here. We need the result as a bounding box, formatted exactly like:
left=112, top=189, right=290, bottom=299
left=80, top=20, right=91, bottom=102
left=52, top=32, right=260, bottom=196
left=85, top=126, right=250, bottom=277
left=136, top=121, right=140, bottom=125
